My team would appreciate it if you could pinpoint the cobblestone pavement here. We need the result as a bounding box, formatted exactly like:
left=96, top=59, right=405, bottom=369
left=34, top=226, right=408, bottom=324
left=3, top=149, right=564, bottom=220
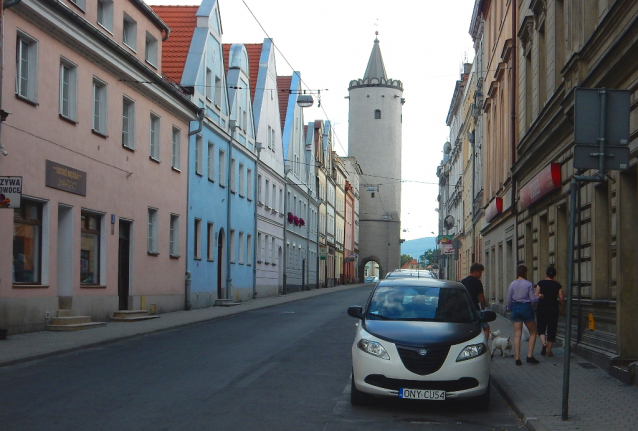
left=1, top=284, right=636, bottom=430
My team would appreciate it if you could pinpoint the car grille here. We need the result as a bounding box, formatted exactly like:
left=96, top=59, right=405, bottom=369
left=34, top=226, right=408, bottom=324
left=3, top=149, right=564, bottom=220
left=396, top=345, right=450, bottom=375
left=364, top=374, right=479, bottom=392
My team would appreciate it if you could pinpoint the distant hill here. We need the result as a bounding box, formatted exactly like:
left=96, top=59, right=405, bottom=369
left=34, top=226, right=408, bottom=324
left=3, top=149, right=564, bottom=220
left=401, top=237, right=437, bottom=258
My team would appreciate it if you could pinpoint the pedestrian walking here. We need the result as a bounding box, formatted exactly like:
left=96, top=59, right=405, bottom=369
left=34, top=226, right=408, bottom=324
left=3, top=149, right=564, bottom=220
left=535, top=266, right=565, bottom=357
left=461, top=263, right=490, bottom=339
left=506, top=264, right=539, bottom=365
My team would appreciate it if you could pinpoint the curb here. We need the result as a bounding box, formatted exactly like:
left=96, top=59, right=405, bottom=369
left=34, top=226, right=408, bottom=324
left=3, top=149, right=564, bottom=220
left=0, top=284, right=368, bottom=368
left=492, top=374, right=549, bottom=431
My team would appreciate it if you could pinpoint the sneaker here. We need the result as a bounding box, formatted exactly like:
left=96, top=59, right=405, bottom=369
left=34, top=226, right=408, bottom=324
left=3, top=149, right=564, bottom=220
left=515, top=359, right=522, bottom=366
left=527, top=356, right=540, bottom=364
left=541, top=344, right=547, bottom=356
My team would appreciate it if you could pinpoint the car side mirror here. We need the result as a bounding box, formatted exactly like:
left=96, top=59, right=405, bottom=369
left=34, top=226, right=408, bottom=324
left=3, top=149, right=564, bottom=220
left=479, top=310, right=497, bottom=323
left=348, top=306, right=364, bottom=320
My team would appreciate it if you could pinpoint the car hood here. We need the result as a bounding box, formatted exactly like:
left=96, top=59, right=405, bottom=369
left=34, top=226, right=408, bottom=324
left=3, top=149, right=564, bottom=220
left=362, top=320, right=481, bottom=348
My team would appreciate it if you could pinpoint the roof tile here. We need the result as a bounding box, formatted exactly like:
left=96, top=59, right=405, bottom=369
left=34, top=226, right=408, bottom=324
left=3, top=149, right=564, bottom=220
left=151, top=5, right=198, bottom=84
left=277, top=76, right=292, bottom=134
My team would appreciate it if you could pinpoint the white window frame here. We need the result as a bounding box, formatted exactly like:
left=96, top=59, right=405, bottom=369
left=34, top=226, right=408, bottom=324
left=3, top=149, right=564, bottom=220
left=97, top=0, right=114, bottom=33
left=122, top=96, right=135, bottom=149
left=195, top=135, right=203, bottom=175
left=145, top=32, right=158, bottom=67
left=230, top=229, right=236, bottom=263
left=194, top=218, right=202, bottom=259
left=239, top=163, right=245, bottom=197
left=169, top=214, right=179, bottom=257
left=16, top=32, right=38, bottom=102
left=148, top=208, right=159, bottom=254
left=247, top=168, right=253, bottom=201
left=247, top=234, right=252, bottom=265
left=239, top=232, right=245, bottom=264
left=59, top=58, right=77, bottom=121
left=272, top=184, right=277, bottom=211
left=230, top=158, right=236, bottom=192
left=207, top=141, right=215, bottom=181
left=265, top=178, right=270, bottom=208
left=172, top=127, right=181, bottom=170
left=123, top=14, right=137, bottom=51
left=149, top=113, right=161, bottom=160
left=92, top=78, right=108, bottom=134
left=70, top=0, right=86, bottom=10
left=219, top=149, right=226, bottom=186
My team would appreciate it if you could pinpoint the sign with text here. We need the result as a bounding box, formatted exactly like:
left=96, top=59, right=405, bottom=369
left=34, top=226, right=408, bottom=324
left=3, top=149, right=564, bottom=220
left=45, top=160, right=87, bottom=196
left=0, top=176, right=22, bottom=208
left=519, top=163, right=561, bottom=209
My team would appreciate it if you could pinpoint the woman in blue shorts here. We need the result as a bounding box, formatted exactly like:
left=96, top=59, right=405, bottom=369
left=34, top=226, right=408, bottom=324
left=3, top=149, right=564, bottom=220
left=506, top=265, right=539, bottom=365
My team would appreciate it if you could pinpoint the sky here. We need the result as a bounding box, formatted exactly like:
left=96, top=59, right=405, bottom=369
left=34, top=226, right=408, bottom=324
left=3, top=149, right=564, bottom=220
left=148, top=0, right=477, bottom=241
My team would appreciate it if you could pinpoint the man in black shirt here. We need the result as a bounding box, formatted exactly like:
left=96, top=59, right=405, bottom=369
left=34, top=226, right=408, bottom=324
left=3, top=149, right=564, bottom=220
left=461, top=263, right=489, bottom=339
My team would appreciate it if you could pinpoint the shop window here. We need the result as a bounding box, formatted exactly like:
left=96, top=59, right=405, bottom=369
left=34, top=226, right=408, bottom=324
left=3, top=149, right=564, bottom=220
left=13, top=201, right=43, bottom=284
left=81, top=212, right=101, bottom=284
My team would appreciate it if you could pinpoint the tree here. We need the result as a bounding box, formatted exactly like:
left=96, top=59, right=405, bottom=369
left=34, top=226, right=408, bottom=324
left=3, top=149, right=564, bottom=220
left=400, top=254, right=413, bottom=267
left=419, top=249, right=436, bottom=267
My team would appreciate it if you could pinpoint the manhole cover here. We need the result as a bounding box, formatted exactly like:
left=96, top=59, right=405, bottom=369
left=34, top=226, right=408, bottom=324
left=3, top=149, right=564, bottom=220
left=578, top=362, right=597, bottom=369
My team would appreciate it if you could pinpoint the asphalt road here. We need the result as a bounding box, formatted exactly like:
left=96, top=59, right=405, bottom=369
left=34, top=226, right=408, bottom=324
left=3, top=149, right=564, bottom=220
left=0, top=286, right=524, bottom=431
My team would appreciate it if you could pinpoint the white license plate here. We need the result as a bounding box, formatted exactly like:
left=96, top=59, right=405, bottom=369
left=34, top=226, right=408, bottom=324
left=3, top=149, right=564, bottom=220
left=398, top=388, right=446, bottom=400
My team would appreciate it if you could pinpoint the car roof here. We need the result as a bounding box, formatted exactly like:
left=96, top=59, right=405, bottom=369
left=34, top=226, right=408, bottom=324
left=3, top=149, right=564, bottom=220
left=377, top=278, right=463, bottom=289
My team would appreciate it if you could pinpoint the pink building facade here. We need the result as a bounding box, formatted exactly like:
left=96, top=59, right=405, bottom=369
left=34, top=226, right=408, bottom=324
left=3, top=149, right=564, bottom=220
left=0, top=0, right=199, bottom=334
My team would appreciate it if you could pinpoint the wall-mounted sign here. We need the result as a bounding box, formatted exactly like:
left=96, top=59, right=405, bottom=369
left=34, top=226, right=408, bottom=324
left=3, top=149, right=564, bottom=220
left=519, top=163, right=561, bottom=209
left=485, top=197, right=503, bottom=223
left=437, top=235, right=453, bottom=244
left=45, top=160, right=87, bottom=196
left=0, top=176, right=22, bottom=208
left=442, top=243, right=455, bottom=255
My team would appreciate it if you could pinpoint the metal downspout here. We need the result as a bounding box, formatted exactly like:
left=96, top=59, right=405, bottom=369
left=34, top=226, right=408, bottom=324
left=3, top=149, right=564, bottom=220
left=510, top=0, right=518, bottom=282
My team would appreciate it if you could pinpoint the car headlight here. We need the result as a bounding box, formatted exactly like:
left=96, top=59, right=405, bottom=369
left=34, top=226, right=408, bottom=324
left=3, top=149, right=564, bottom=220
left=456, top=343, right=487, bottom=362
left=356, top=339, right=390, bottom=360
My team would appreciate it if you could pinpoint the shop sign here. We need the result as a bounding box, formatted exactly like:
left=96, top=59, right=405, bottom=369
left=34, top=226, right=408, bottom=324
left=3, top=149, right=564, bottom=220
left=437, top=235, right=453, bottom=244
left=320, top=246, right=327, bottom=260
left=442, top=243, right=455, bottom=255
left=0, top=176, right=22, bottom=208
left=45, top=160, right=87, bottom=196
left=485, top=197, right=503, bottom=223
left=519, top=163, right=561, bottom=209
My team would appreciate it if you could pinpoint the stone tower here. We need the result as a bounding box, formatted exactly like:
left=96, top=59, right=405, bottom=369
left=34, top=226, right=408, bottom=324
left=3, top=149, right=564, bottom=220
left=348, top=35, right=403, bottom=278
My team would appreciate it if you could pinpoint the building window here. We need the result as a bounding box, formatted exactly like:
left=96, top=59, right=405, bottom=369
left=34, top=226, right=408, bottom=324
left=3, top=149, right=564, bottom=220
left=214, top=76, right=222, bottom=107
left=272, top=184, right=277, bottom=210
left=271, top=128, right=276, bottom=151
left=147, top=208, right=158, bottom=254
left=257, top=174, right=263, bottom=203
left=81, top=212, right=102, bottom=284
left=230, top=158, right=236, bottom=192
left=265, top=179, right=270, bottom=207
left=194, top=218, right=202, bottom=259
left=195, top=135, right=203, bottom=175
left=207, top=222, right=214, bottom=260
left=172, top=127, right=181, bottom=169
left=69, top=0, right=86, bottom=9
left=247, top=234, right=252, bottom=265
left=239, top=163, right=245, bottom=197
left=239, top=232, right=245, bottom=264
left=267, top=125, right=272, bottom=149
left=257, top=233, right=262, bottom=262
left=271, top=237, right=276, bottom=264
left=97, top=0, right=114, bottom=32
left=169, top=214, right=179, bottom=257
left=145, top=32, right=158, bottom=67
left=150, top=113, right=160, bottom=160
left=207, top=141, right=215, bottom=181
left=219, top=149, right=226, bottom=186
left=60, top=59, right=78, bottom=121
left=122, top=96, right=135, bottom=149
left=374, top=109, right=381, bottom=119
left=13, top=201, right=43, bottom=284
left=279, top=189, right=283, bottom=213
left=230, top=229, right=236, bottom=263
left=93, top=78, right=108, bottom=134
left=205, top=68, right=212, bottom=100
left=247, top=168, right=253, bottom=200
left=123, top=14, right=137, bottom=51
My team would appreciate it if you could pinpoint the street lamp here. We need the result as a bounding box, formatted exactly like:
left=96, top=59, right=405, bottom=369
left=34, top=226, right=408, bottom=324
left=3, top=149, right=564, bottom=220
left=297, top=94, right=314, bottom=108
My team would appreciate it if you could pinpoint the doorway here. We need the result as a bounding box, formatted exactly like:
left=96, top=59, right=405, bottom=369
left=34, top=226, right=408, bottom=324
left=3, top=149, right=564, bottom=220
left=118, top=220, right=131, bottom=310
left=57, top=205, right=74, bottom=306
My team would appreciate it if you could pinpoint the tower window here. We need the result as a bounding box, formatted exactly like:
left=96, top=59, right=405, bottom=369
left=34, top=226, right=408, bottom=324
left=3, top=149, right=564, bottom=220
left=374, top=109, right=381, bottom=119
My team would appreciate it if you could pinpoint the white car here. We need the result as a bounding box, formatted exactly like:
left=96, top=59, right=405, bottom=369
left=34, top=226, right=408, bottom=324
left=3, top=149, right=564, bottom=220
left=347, top=278, right=496, bottom=409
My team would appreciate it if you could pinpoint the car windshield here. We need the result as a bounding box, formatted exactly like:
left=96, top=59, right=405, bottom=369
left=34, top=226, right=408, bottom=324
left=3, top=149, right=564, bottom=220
left=366, top=286, right=477, bottom=323
left=386, top=271, right=434, bottom=279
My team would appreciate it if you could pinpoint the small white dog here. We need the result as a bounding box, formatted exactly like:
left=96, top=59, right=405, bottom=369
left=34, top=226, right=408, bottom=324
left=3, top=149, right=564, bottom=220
left=490, top=330, right=513, bottom=358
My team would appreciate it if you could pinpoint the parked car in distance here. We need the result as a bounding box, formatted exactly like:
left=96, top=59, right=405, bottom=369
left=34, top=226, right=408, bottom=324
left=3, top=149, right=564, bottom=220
left=347, top=278, right=496, bottom=409
left=385, top=270, right=437, bottom=279
left=364, top=276, right=379, bottom=283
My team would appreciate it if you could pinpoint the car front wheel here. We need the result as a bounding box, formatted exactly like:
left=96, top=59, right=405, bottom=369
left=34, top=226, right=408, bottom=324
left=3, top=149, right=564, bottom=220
left=350, top=373, right=370, bottom=406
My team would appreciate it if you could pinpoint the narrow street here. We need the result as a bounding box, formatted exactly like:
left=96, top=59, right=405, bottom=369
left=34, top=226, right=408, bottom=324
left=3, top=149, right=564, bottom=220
left=0, top=287, right=523, bottom=431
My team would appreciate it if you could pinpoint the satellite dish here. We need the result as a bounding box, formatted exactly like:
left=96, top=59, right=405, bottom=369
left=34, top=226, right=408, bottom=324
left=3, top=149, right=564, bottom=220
left=444, top=215, right=455, bottom=230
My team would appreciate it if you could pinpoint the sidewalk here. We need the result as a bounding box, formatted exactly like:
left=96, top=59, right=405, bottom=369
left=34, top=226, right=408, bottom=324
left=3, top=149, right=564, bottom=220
left=1, top=285, right=636, bottom=430
left=488, top=314, right=638, bottom=431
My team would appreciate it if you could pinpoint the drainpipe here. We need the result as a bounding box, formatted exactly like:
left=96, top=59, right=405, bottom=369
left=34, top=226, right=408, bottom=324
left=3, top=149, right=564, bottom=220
left=182, top=108, right=204, bottom=310
left=226, top=122, right=236, bottom=300
left=510, top=0, right=518, bottom=277
left=253, top=142, right=263, bottom=299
